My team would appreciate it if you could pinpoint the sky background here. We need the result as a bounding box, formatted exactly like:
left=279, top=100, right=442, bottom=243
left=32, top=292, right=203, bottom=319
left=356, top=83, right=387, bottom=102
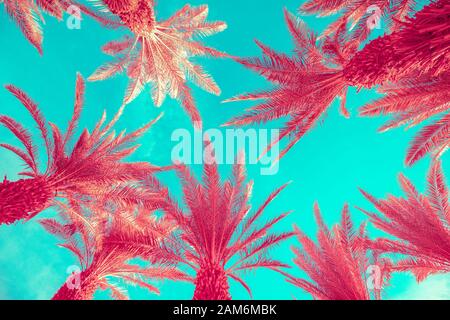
left=0, top=0, right=449, bottom=300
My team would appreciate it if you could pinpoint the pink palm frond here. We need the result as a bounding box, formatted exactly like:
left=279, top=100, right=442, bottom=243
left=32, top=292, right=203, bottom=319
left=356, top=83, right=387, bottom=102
left=286, top=203, right=391, bottom=300
left=161, top=143, right=294, bottom=299
left=360, top=72, right=450, bottom=165
left=89, top=2, right=227, bottom=127
left=2, top=0, right=44, bottom=53
left=1, top=0, right=111, bottom=53
left=358, top=161, right=450, bottom=281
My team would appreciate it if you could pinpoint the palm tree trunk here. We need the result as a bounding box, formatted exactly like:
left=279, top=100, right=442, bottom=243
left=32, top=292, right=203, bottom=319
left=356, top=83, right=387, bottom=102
left=52, top=270, right=98, bottom=300
left=0, top=177, right=53, bottom=225
left=193, top=264, right=231, bottom=300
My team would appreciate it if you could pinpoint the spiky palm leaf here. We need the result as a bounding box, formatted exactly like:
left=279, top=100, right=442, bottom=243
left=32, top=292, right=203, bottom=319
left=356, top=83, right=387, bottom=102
left=359, top=161, right=450, bottom=281
left=1, top=0, right=110, bottom=53
left=360, top=72, right=450, bottom=165
left=2, top=0, right=46, bottom=53
left=89, top=2, right=227, bottom=127
left=285, top=203, right=391, bottom=300
left=0, top=73, right=165, bottom=225
left=47, top=202, right=187, bottom=300
left=161, top=144, right=294, bottom=299
left=300, top=0, right=418, bottom=41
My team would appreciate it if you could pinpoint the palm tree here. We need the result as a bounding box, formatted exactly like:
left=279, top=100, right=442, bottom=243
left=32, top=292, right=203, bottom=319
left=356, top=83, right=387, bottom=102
left=89, top=2, right=227, bottom=127
left=285, top=203, right=391, bottom=300
left=45, top=202, right=187, bottom=300
left=0, top=74, right=163, bottom=225
left=359, top=161, right=450, bottom=281
left=1, top=0, right=109, bottom=53
left=160, top=147, right=294, bottom=299
left=225, top=1, right=449, bottom=160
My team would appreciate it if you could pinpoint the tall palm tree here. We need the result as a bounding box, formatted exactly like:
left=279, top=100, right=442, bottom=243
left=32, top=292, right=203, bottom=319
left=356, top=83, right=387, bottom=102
left=160, top=147, right=294, bottom=299
left=225, top=0, right=449, bottom=160
left=0, top=74, right=163, bottom=225
left=285, top=203, right=391, bottom=300
left=45, top=202, right=187, bottom=300
left=359, top=161, right=450, bottom=281
left=89, top=2, right=228, bottom=127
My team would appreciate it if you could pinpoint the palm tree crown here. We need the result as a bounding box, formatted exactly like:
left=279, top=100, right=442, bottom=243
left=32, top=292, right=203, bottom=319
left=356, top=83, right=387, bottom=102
left=225, top=1, right=449, bottom=161
left=89, top=3, right=227, bottom=127
left=0, top=74, right=163, bottom=225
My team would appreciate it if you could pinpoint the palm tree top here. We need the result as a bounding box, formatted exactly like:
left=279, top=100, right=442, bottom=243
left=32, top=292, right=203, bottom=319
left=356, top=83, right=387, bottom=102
left=89, top=3, right=228, bottom=127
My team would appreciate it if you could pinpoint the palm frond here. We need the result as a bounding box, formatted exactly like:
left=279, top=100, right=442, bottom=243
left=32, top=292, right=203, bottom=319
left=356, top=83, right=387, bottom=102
left=287, top=204, right=389, bottom=300
left=223, top=10, right=356, bottom=160
left=359, top=161, right=450, bottom=280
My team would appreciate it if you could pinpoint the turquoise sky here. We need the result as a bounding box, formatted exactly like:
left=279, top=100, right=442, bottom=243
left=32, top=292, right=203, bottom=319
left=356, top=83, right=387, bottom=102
left=0, top=0, right=449, bottom=300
